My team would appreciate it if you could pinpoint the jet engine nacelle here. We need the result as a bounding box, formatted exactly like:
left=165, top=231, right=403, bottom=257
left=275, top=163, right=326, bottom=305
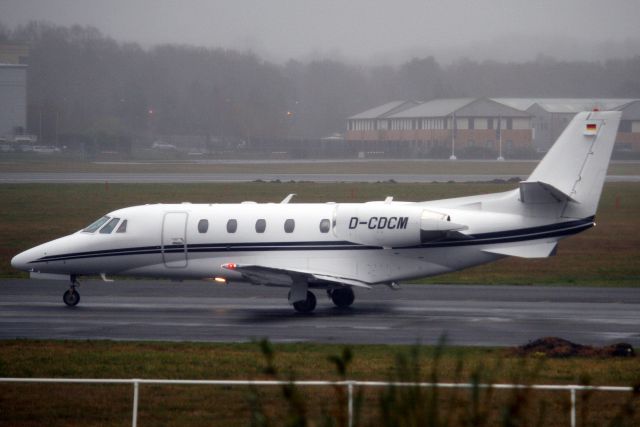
left=334, top=203, right=467, bottom=248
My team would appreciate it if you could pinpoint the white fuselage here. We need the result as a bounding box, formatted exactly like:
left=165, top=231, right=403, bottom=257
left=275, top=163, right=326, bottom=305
left=11, top=192, right=592, bottom=286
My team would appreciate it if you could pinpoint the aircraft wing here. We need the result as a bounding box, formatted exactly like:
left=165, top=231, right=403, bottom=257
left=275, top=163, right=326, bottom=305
left=222, top=263, right=372, bottom=289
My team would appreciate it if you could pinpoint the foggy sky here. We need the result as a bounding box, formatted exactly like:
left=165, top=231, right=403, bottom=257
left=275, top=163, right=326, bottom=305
left=2, top=0, right=640, bottom=64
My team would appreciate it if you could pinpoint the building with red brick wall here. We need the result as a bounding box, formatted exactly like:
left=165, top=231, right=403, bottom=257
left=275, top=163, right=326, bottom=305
left=347, top=98, right=532, bottom=158
left=495, top=98, right=640, bottom=152
left=347, top=98, right=640, bottom=157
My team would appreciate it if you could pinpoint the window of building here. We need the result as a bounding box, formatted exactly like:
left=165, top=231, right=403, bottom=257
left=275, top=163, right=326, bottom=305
left=284, top=219, right=295, bottom=233
left=198, top=219, right=209, bottom=234
left=506, top=118, right=513, bottom=130
left=468, top=118, right=475, bottom=130
left=227, top=219, right=237, bottom=233
left=100, top=217, right=120, bottom=234
left=255, top=219, right=266, bottom=233
left=319, top=219, right=331, bottom=233
left=116, top=220, right=128, bottom=233
left=488, top=118, right=494, bottom=130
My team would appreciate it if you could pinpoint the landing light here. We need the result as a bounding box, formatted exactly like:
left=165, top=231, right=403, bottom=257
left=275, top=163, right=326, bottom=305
left=214, top=277, right=227, bottom=284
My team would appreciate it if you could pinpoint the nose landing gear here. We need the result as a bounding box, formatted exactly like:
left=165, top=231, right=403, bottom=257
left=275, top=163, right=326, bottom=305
left=63, top=276, right=81, bottom=307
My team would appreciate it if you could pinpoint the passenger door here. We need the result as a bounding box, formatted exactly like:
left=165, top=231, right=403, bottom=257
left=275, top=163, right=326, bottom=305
left=162, top=212, right=188, bottom=268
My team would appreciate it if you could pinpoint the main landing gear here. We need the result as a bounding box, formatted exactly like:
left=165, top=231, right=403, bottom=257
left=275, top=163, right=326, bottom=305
left=292, top=291, right=317, bottom=313
left=63, top=277, right=81, bottom=307
left=289, top=286, right=355, bottom=313
left=328, top=287, right=355, bottom=308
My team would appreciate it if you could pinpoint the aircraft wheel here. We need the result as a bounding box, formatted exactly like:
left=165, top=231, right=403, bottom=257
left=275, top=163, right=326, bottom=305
left=292, top=291, right=317, bottom=313
left=63, top=288, right=80, bottom=307
left=329, top=287, right=354, bottom=308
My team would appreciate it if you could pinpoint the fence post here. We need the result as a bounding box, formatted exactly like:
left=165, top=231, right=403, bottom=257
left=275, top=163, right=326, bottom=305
left=132, top=380, right=140, bottom=427
left=348, top=381, right=354, bottom=427
left=570, top=388, right=576, bottom=427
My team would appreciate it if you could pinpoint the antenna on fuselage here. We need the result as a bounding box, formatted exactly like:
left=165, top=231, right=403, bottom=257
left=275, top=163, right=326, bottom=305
left=280, top=194, right=296, bottom=204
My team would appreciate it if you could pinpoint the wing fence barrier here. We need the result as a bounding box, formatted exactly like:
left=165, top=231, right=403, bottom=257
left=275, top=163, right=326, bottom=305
left=0, top=377, right=634, bottom=427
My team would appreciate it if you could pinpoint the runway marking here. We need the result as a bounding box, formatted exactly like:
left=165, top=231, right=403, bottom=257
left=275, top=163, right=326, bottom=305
left=349, top=326, right=391, bottom=330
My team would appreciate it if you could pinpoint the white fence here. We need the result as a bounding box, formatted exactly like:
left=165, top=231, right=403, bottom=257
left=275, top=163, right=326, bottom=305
left=0, top=378, right=634, bottom=427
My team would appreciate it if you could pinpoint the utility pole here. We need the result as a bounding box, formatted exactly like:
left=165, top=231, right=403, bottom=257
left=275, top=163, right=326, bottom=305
left=449, top=112, right=457, bottom=160
left=497, top=116, right=504, bottom=161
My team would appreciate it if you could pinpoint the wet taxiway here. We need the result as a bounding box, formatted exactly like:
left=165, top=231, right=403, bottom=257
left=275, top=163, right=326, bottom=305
left=1, top=279, right=638, bottom=346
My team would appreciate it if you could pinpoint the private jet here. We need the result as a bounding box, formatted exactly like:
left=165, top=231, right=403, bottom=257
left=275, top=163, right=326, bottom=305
left=11, top=111, right=621, bottom=312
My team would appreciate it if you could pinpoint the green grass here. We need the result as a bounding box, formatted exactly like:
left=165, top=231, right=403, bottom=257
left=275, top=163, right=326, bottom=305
left=0, top=340, right=638, bottom=426
left=2, top=340, right=637, bottom=384
left=1, top=182, right=639, bottom=285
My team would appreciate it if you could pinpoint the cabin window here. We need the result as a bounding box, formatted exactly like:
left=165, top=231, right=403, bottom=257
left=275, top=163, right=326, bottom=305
left=319, top=219, right=330, bottom=233
left=198, top=219, right=209, bottom=234
left=116, top=220, right=128, bottom=233
left=83, top=216, right=110, bottom=233
left=284, top=219, right=295, bottom=233
left=100, top=217, right=120, bottom=234
left=227, top=219, right=237, bottom=233
left=255, top=219, right=266, bottom=233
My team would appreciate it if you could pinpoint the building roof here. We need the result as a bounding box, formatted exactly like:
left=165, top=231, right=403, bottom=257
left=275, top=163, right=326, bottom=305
left=618, top=100, right=640, bottom=120
left=387, top=98, right=529, bottom=118
left=387, top=98, right=475, bottom=118
left=348, top=100, right=419, bottom=120
left=495, top=98, right=637, bottom=113
left=349, top=98, right=640, bottom=122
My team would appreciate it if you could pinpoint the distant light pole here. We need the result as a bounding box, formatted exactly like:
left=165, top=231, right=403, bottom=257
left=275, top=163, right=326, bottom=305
left=38, top=103, right=43, bottom=143
left=147, top=107, right=155, bottom=143
left=497, top=116, right=504, bottom=161
left=449, top=112, right=457, bottom=160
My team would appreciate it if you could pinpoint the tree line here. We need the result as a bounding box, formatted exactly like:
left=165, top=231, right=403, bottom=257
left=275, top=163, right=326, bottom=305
left=2, top=21, right=640, bottom=145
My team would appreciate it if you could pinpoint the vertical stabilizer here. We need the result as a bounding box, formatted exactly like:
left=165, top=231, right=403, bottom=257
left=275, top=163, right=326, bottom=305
left=526, top=111, right=621, bottom=218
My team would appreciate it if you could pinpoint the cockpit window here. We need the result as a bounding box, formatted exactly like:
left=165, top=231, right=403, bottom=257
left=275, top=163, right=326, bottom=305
left=99, top=217, right=120, bottom=234
left=116, top=219, right=128, bottom=233
left=83, top=216, right=110, bottom=233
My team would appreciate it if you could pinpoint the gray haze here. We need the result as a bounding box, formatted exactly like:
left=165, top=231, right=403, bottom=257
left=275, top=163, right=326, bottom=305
left=2, top=0, right=640, bottom=63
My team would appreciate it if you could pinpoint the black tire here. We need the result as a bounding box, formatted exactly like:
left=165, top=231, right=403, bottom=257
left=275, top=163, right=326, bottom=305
left=63, top=289, right=80, bottom=307
left=292, top=291, right=317, bottom=313
left=330, top=287, right=354, bottom=308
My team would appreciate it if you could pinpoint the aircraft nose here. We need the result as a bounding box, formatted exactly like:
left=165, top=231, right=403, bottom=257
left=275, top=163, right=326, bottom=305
left=11, top=249, right=35, bottom=272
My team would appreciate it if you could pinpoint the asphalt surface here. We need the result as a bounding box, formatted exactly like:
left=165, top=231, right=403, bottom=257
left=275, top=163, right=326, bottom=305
left=1, top=279, right=638, bottom=347
left=1, top=172, right=639, bottom=183
left=1, top=172, right=525, bottom=183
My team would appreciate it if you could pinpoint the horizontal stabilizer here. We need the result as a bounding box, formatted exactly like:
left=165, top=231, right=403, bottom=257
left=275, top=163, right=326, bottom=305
left=483, top=242, right=557, bottom=258
left=519, top=181, right=577, bottom=204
